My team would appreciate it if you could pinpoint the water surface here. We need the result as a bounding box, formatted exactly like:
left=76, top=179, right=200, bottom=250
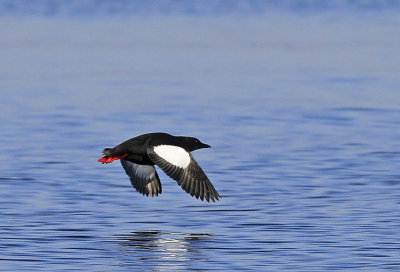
left=1, top=3, right=400, bottom=271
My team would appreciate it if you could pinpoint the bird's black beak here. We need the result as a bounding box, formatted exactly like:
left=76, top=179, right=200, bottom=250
left=201, top=143, right=211, bottom=148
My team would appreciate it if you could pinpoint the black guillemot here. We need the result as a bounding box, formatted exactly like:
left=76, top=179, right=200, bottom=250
left=99, top=132, right=220, bottom=202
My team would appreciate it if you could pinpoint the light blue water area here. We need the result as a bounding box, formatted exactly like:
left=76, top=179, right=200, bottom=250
left=1, top=3, right=400, bottom=271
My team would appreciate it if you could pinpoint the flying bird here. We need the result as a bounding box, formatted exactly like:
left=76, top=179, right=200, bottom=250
left=98, top=132, right=220, bottom=202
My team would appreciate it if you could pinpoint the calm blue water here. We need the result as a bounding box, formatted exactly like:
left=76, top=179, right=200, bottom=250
left=1, top=2, right=400, bottom=271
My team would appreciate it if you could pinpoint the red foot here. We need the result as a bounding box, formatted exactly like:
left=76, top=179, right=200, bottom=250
left=98, top=154, right=128, bottom=164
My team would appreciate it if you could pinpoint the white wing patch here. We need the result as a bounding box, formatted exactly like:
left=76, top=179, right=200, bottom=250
left=153, top=145, right=191, bottom=168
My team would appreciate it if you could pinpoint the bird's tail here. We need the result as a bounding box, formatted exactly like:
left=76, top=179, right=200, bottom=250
left=102, top=148, right=115, bottom=156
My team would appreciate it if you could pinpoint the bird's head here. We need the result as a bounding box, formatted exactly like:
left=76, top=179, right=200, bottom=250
left=180, top=136, right=211, bottom=151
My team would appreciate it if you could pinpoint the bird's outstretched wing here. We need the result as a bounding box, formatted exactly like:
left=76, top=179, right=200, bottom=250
left=120, top=159, right=162, bottom=197
left=147, top=145, right=220, bottom=202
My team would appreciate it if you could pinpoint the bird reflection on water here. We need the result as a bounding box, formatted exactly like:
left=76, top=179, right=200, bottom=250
left=113, top=231, right=212, bottom=266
